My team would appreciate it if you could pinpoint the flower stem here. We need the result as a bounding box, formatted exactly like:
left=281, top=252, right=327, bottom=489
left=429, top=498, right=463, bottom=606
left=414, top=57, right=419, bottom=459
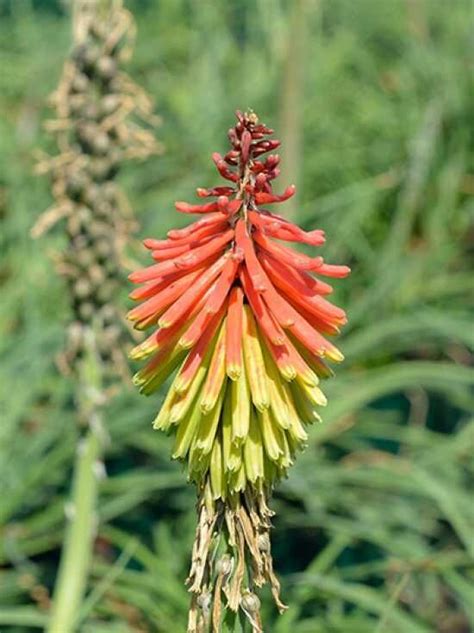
left=47, top=425, right=101, bottom=633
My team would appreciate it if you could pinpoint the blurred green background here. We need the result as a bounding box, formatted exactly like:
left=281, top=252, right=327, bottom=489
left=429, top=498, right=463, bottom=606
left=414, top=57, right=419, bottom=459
left=0, top=0, right=473, bottom=631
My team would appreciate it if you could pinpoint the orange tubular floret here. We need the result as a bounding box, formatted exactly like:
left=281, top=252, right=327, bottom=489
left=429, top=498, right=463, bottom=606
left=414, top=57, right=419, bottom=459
left=254, top=184, right=296, bottom=205
left=279, top=288, right=346, bottom=329
left=127, top=267, right=203, bottom=324
left=136, top=328, right=183, bottom=381
left=226, top=286, right=244, bottom=380
left=253, top=230, right=323, bottom=271
left=259, top=252, right=333, bottom=297
left=130, top=230, right=233, bottom=284
left=248, top=210, right=325, bottom=246
left=151, top=234, right=218, bottom=261
left=174, top=309, right=225, bottom=393
left=167, top=213, right=228, bottom=240
left=260, top=332, right=296, bottom=381
left=239, top=267, right=285, bottom=345
left=129, top=296, right=204, bottom=360
left=175, top=200, right=220, bottom=214
left=129, top=262, right=209, bottom=302
left=315, top=263, right=351, bottom=278
left=158, top=255, right=228, bottom=328
left=145, top=221, right=228, bottom=252
left=179, top=295, right=229, bottom=350
left=144, top=284, right=216, bottom=352
left=289, top=311, right=341, bottom=358
left=264, top=264, right=346, bottom=322
left=235, top=218, right=267, bottom=291
left=205, top=255, right=240, bottom=315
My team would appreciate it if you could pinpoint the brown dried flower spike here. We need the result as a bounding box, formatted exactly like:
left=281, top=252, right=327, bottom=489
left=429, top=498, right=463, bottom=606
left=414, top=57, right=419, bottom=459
left=35, top=0, right=161, bottom=380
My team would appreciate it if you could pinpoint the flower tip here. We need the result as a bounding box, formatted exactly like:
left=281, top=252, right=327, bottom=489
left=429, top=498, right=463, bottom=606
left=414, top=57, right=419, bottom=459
left=326, top=348, right=345, bottom=363
left=174, top=201, right=189, bottom=212
left=226, top=365, right=241, bottom=381
left=132, top=373, right=143, bottom=386
left=177, top=336, right=194, bottom=350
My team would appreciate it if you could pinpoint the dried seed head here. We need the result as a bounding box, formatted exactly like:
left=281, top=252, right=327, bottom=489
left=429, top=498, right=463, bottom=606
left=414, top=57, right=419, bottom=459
left=36, top=0, right=160, bottom=380
left=241, top=590, right=261, bottom=613
left=196, top=590, right=212, bottom=613
left=215, top=554, right=233, bottom=576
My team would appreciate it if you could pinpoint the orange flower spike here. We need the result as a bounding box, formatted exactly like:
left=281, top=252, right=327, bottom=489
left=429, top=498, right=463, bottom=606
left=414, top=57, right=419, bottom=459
left=226, top=286, right=244, bottom=380
left=128, top=110, right=350, bottom=629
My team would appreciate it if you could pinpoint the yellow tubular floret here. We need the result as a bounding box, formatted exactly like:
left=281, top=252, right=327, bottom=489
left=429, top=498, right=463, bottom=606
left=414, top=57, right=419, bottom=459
left=324, top=346, right=344, bottom=363
left=133, top=346, right=186, bottom=395
left=257, top=408, right=284, bottom=462
left=229, top=462, right=246, bottom=493
left=194, top=382, right=226, bottom=455
left=169, top=344, right=216, bottom=423
left=278, top=430, right=293, bottom=470
left=242, top=305, right=270, bottom=411
left=172, top=395, right=203, bottom=459
left=172, top=328, right=219, bottom=395
left=244, top=408, right=264, bottom=483
left=262, top=344, right=291, bottom=430
left=152, top=382, right=180, bottom=431
left=222, top=388, right=242, bottom=472
left=188, top=436, right=211, bottom=483
left=283, top=388, right=309, bottom=444
left=200, top=319, right=227, bottom=413
left=295, top=376, right=328, bottom=407
left=290, top=381, right=322, bottom=425
left=210, top=432, right=225, bottom=499
left=291, top=336, right=335, bottom=379
left=231, top=363, right=250, bottom=443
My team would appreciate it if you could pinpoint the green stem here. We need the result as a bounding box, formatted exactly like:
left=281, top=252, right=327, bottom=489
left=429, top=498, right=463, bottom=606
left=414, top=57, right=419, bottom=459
left=223, top=608, right=245, bottom=632
left=46, top=426, right=101, bottom=633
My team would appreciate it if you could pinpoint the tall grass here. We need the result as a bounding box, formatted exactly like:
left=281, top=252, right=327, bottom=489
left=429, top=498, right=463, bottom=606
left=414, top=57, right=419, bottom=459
left=0, top=1, right=472, bottom=631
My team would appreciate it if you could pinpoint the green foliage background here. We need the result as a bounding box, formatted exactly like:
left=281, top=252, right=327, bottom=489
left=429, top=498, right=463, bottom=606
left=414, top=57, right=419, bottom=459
left=0, top=0, right=473, bottom=631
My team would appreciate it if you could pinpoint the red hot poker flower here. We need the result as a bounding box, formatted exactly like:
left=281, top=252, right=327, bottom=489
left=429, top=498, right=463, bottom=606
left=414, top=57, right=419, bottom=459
left=128, top=110, right=350, bottom=629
